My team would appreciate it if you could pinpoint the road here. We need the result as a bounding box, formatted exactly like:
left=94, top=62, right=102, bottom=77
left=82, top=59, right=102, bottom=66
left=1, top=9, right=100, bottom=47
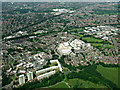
left=44, top=80, right=71, bottom=88
left=63, top=81, right=71, bottom=88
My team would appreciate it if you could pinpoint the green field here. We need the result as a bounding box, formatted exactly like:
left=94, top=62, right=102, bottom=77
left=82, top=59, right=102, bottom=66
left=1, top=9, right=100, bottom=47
left=96, top=65, right=118, bottom=86
left=46, top=64, right=119, bottom=88
left=49, top=78, right=107, bottom=88
left=49, top=82, right=68, bottom=88
left=82, top=37, right=103, bottom=43
left=69, top=28, right=84, bottom=32
left=66, top=78, right=107, bottom=88
left=74, top=33, right=105, bottom=43
left=91, top=43, right=113, bottom=49
left=74, top=33, right=83, bottom=37
left=74, top=33, right=113, bottom=50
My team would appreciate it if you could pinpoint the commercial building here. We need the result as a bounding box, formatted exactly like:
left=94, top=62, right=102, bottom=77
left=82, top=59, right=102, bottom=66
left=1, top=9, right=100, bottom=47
left=36, top=59, right=62, bottom=80
left=33, top=52, right=45, bottom=59
left=70, top=39, right=85, bottom=50
left=27, top=71, right=33, bottom=81
left=37, top=70, right=56, bottom=80
left=19, top=74, right=25, bottom=85
left=57, top=42, right=72, bottom=55
left=18, top=70, right=26, bottom=74
left=36, top=66, right=59, bottom=75
left=17, top=63, right=23, bottom=68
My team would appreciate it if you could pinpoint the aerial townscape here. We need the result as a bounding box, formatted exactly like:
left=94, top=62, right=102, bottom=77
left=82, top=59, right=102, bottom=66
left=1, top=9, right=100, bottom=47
left=1, top=1, right=119, bottom=89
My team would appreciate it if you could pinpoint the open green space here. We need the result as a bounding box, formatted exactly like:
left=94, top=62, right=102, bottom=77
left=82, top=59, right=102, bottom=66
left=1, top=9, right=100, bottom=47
left=91, top=43, right=113, bottom=49
left=47, top=64, right=119, bottom=88
left=74, top=33, right=83, bottom=37
left=74, top=33, right=113, bottom=50
left=96, top=64, right=118, bottom=86
left=49, top=82, right=69, bottom=88
left=90, top=9, right=118, bottom=15
left=82, top=37, right=103, bottom=43
left=66, top=64, right=118, bottom=88
left=17, top=63, right=119, bottom=89
left=68, top=28, right=84, bottom=32
left=66, top=78, right=107, bottom=88
left=49, top=78, right=107, bottom=88
left=74, top=33, right=108, bottom=43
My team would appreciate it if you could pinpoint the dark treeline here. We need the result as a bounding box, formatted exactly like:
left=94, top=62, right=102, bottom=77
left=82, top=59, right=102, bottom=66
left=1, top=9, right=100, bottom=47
left=99, top=62, right=119, bottom=67
left=2, top=70, right=12, bottom=87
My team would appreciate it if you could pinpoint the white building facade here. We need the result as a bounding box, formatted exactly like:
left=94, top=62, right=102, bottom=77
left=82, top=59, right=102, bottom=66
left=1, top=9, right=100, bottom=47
left=27, top=71, right=33, bottom=81
left=19, top=74, right=25, bottom=85
left=37, top=70, right=56, bottom=80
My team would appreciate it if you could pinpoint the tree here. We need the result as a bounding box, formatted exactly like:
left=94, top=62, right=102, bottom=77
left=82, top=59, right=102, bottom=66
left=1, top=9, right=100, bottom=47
left=71, top=48, right=74, bottom=53
left=2, top=71, right=12, bottom=86
left=51, top=50, right=55, bottom=54
left=52, top=55, right=59, bottom=59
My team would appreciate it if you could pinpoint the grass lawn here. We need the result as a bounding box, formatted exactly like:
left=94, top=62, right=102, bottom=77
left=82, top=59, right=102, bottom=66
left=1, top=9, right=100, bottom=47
left=82, top=37, right=103, bottom=43
left=96, top=65, right=118, bottom=86
left=49, top=82, right=69, bottom=88
left=66, top=78, right=107, bottom=88
left=91, top=43, right=113, bottom=49
left=74, top=34, right=113, bottom=50
left=74, top=33, right=83, bottom=37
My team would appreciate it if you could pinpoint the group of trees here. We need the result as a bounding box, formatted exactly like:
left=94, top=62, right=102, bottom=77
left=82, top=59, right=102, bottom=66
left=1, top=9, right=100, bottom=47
left=51, top=50, right=55, bottom=54
left=42, top=59, right=51, bottom=69
left=2, top=70, right=12, bottom=86
left=99, top=62, right=119, bottom=67
left=7, top=48, right=22, bottom=53
left=52, top=55, right=59, bottom=60
left=58, top=55, right=76, bottom=71
left=13, top=60, right=19, bottom=66
left=30, top=46, right=44, bottom=55
left=76, top=63, right=89, bottom=70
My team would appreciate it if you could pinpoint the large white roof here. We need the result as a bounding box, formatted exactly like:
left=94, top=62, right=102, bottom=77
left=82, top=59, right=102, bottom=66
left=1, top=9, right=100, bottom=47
left=61, top=49, right=71, bottom=55
left=70, top=39, right=85, bottom=50
left=37, top=70, right=56, bottom=80
left=63, top=42, right=69, bottom=47
left=36, top=66, right=59, bottom=74
left=19, top=74, right=24, bottom=78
